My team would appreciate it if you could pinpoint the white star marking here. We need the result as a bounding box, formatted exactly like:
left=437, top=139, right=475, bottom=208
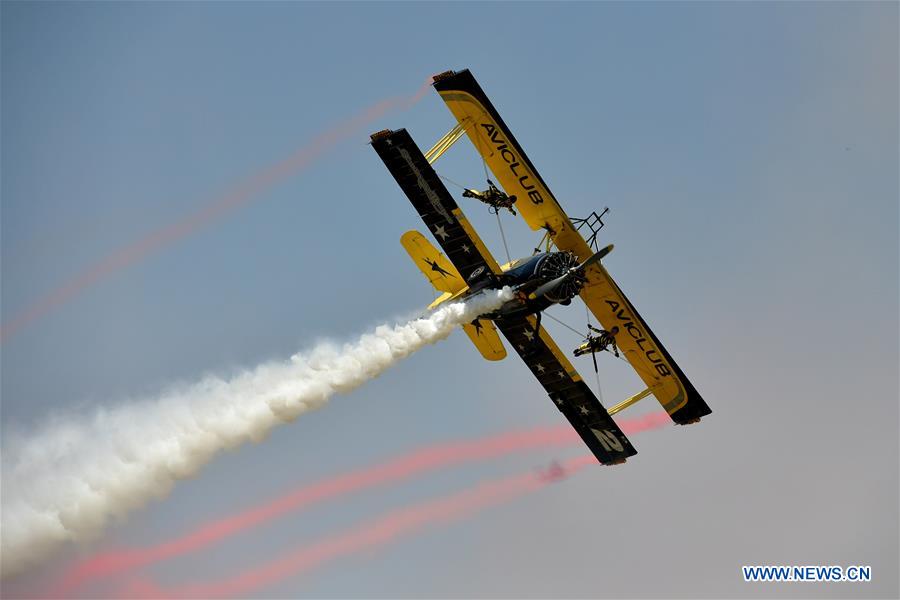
left=558, top=371, right=566, bottom=379
left=434, top=225, right=450, bottom=241
left=579, top=405, right=589, bottom=415
left=517, top=344, right=526, bottom=351
left=536, top=364, right=546, bottom=373
left=523, top=329, right=534, bottom=341
left=554, top=397, right=564, bottom=406
left=462, top=244, right=471, bottom=254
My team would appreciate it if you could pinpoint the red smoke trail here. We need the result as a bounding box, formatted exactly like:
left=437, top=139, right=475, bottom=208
left=0, top=78, right=433, bottom=344
left=53, top=412, right=669, bottom=596
left=130, top=454, right=600, bottom=599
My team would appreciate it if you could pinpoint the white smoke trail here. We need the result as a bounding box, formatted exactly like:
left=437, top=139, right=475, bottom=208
left=0, top=288, right=511, bottom=579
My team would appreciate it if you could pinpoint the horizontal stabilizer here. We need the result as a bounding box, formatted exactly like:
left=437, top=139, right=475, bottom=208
left=462, top=319, right=506, bottom=361
left=400, top=230, right=465, bottom=295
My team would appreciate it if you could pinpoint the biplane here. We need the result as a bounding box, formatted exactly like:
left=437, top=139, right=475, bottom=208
left=371, top=69, right=711, bottom=465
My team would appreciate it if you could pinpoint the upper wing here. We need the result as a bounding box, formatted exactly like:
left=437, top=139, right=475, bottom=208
left=494, top=314, right=636, bottom=465
left=580, top=272, right=712, bottom=424
left=371, top=128, right=500, bottom=281
left=432, top=70, right=582, bottom=247
left=433, top=69, right=711, bottom=425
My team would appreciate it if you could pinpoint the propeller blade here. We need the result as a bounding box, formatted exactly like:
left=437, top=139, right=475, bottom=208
left=528, top=245, right=613, bottom=300
left=577, top=244, right=613, bottom=270
left=528, top=272, right=571, bottom=300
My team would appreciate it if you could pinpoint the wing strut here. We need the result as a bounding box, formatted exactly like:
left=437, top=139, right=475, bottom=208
left=607, top=387, right=655, bottom=416
left=425, top=118, right=472, bottom=164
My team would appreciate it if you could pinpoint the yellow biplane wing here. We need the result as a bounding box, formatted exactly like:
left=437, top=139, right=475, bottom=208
left=432, top=69, right=711, bottom=425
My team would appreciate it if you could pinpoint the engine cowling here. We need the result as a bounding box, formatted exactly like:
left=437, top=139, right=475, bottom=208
left=536, top=251, right=586, bottom=302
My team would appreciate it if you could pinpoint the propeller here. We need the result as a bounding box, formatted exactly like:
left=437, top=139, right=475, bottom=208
left=528, top=244, right=613, bottom=301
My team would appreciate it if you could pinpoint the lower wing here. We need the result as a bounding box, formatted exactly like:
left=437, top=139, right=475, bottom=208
left=494, top=314, right=637, bottom=465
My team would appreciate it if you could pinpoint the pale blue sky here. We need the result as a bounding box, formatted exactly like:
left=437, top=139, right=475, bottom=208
left=2, top=2, right=897, bottom=598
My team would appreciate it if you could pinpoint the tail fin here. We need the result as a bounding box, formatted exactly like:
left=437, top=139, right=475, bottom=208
left=401, top=230, right=506, bottom=361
